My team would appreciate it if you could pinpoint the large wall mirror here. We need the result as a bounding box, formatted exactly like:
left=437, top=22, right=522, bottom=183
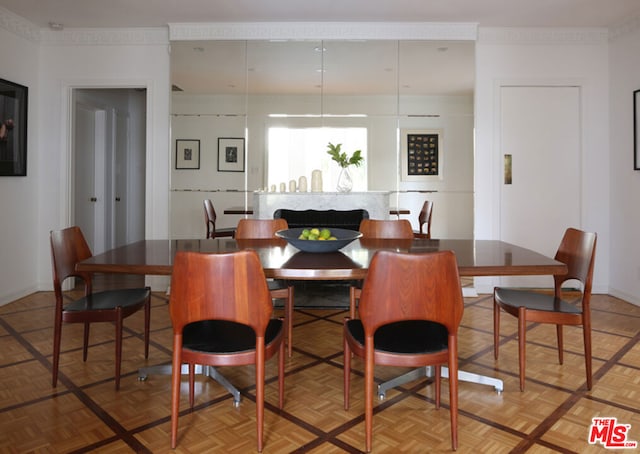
left=169, top=38, right=474, bottom=239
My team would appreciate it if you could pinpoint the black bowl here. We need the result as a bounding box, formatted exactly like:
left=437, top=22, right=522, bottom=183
left=275, top=228, right=362, bottom=253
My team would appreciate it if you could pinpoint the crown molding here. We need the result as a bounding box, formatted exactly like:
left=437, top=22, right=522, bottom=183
left=169, top=22, right=478, bottom=41
left=478, top=27, right=608, bottom=45
left=41, top=27, right=169, bottom=46
left=0, top=6, right=41, bottom=42
left=609, top=13, right=640, bottom=41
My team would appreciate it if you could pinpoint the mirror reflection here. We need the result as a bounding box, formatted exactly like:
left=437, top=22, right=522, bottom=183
left=169, top=39, right=474, bottom=240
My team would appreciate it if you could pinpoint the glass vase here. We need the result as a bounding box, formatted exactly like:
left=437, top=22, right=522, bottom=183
left=336, top=167, right=353, bottom=192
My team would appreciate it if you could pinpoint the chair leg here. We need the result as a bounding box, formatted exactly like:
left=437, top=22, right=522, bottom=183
left=448, top=344, right=459, bottom=451
left=493, top=296, right=500, bottom=359
left=349, top=286, right=360, bottom=319
left=364, top=345, right=374, bottom=453
left=189, top=364, right=195, bottom=409
left=256, top=344, right=265, bottom=453
left=286, top=285, right=294, bottom=357
left=115, top=308, right=123, bottom=390
left=556, top=324, right=564, bottom=365
left=83, top=322, right=90, bottom=361
left=518, top=307, right=527, bottom=392
left=52, top=313, right=63, bottom=387
left=278, top=337, right=285, bottom=409
left=343, top=329, right=351, bottom=410
left=583, top=314, right=593, bottom=390
left=144, top=293, right=151, bottom=359
left=170, top=338, right=182, bottom=449
left=434, top=365, right=441, bottom=409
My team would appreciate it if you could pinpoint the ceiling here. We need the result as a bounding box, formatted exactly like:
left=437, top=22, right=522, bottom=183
left=2, top=1, right=638, bottom=97
left=0, top=0, right=639, bottom=29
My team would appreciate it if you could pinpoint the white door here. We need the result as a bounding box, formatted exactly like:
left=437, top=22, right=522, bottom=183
left=499, top=85, right=581, bottom=287
left=74, top=102, right=107, bottom=253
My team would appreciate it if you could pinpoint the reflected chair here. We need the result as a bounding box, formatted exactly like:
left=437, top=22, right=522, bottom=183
left=169, top=250, right=285, bottom=451
left=414, top=200, right=434, bottom=239
left=344, top=250, right=464, bottom=452
left=49, top=226, right=151, bottom=390
left=204, top=199, right=236, bottom=239
left=235, top=218, right=296, bottom=357
left=493, top=227, right=597, bottom=391
left=350, top=219, right=414, bottom=318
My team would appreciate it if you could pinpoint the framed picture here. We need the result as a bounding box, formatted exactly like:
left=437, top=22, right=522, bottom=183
left=400, top=129, right=443, bottom=181
left=175, top=139, right=200, bottom=169
left=218, top=137, right=245, bottom=172
left=0, top=78, right=28, bottom=176
left=634, top=89, right=640, bottom=170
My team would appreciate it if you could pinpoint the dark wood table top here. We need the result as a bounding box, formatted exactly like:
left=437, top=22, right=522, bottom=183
left=77, top=238, right=566, bottom=280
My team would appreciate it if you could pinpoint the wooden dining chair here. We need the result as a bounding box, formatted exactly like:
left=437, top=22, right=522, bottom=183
left=349, top=219, right=414, bottom=318
left=343, top=250, right=464, bottom=452
left=493, top=227, right=597, bottom=391
left=235, top=218, right=296, bottom=357
left=169, top=250, right=285, bottom=452
left=49, top=226, right=151, bottom=390
left=414, top=200, right=434, bottom=239
left=204, top=198, right=236, bottom=238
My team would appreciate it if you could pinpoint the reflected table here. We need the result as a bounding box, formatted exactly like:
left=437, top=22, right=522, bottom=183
left=78, top=238, right=566, bottom=396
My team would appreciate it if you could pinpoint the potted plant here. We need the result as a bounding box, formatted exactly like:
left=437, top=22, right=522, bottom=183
left=327, top=142, right=364, bottom=192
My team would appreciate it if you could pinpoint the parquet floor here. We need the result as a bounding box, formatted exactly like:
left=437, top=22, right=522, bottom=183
left=1, top=282, right=639, bottom=453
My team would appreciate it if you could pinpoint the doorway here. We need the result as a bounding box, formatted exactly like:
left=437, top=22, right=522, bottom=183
left=72, top=88, right=146, bottom=255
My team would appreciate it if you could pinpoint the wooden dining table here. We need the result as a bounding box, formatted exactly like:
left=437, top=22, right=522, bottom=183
left=77, top=237, right=566, bottom=396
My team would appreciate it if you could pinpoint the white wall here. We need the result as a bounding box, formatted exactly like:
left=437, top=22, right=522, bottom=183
left=609, top=25, right=640, bottom=305
left=474, top=28, right=611, bottom=294
left=0, top=20, right=41, bottom=304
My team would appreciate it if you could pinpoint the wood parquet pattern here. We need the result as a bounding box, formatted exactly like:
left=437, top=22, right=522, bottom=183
left=1, top=285, right=639, bottom=453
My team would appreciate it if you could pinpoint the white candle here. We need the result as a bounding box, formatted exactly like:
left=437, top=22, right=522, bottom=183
left=311, top=170, right=323, bottom=192
left=298, top=176, right=307, bottom=192
left=279, top=182, right=286, bottom=192
left=289, top=180, right=297, bottom=192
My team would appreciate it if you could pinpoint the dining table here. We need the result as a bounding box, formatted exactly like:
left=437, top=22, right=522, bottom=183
left=77, top=237, right=566, bottom=397
left=223, top=206, right=411, bottom=217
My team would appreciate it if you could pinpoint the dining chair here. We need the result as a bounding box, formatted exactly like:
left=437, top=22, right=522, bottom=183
left=414, top=200, right=434, bottom=239
left=349, top=219, right=414, bottom=318
left=235, top=218, right=296, bottom=357
left=343, top=250, right=464, bottom=452
left=204, top=198, right=236, bottom=239
left=493, top=227, right=597, bottom=391
left=49, top=226, right=151, bottom=390
left=169, top=250, right=285, bottom=452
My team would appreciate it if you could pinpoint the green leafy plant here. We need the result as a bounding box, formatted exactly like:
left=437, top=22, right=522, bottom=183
left=326, top=142, right=364, bottom=168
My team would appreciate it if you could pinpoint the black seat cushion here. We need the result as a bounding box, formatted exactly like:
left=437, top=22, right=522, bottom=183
left=346, top=319, right=448, bottom=354
left=494, top=287, right=582, bottom=314
left=274, top=209, right=369, bottom=231
left=183, top=319, right=283, bottom=353
left=65, top=288, right=150, bottom=311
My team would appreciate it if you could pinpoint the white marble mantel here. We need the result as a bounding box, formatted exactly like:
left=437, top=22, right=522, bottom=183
left=253, top=191, right=391, bottom=220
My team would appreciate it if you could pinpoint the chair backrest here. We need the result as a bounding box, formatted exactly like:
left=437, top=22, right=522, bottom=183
left=50, top=226, right=93, bottom=295
left=359, top=250, right=464, bottom=336
left=169, top=250, right=273, bottom=335
left=554, top=227, right=597, bottom=298
left=235, top=218, right=288, bottom=239
left=203, top=199, right=217, bottom=238
left=358, top=219, right=414, bottom=239
left=418, top=200, right=434, bottom=237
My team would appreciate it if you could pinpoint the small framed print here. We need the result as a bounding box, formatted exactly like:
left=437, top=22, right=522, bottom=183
left=218, top=137, right=245, bottom=172
left=175, top=139, right=200, bottom=169
left=400, top=129, right=443, bottom=182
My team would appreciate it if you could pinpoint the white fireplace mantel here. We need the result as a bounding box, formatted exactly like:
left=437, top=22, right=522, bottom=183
left=253, top=191, right=391, bottom=220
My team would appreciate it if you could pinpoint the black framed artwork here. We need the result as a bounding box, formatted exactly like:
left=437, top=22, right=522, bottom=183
left=0, top=78, right=28, bottom=176
left=634, top=89, right=639, bottom=170
left=400, top=129, right=443, bottom=181
left=218, top=137, right=245, bottom=172
left=175, top=139, right=200, bottom=169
